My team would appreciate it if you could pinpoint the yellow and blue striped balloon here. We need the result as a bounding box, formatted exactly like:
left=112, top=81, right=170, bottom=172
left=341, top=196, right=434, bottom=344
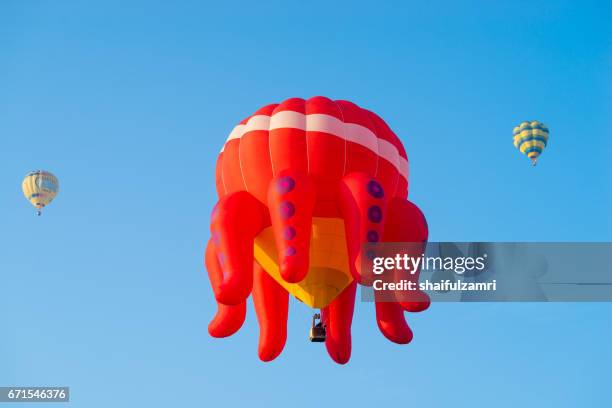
left=513, top=120, right=549, bottom=166
left=22, top=170, right=59, bottom=215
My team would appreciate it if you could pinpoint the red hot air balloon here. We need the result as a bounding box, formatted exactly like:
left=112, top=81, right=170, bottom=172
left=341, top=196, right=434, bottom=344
left=206, top=96, right=429, bottom=364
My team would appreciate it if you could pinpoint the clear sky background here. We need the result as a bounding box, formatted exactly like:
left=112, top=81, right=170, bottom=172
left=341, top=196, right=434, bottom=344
left=1, top=0, right=611, bottom=407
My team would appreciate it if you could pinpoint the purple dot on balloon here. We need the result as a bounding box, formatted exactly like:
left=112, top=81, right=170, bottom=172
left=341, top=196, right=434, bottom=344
left=366, top=250, right=377, bottom=260
left=283, top=226, right=296, bottom=240
left=368, top=205, right=383, bottom=223
left=217, top=252, right=225, bottom=265
left=367, top=180, right=384, bottom=199
left=211, top=231, right=221, bottom=245
left=279, top=201, right=295, bottom=219
left=367, top=230, right=379, bottom=242
left=285, top=247, right=297, bottom=256
left=276, top=176, right=296, bottom=194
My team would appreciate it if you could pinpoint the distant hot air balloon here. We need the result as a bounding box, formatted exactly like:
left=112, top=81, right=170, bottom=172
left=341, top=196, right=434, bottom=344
left=513, top=120, right=549, bottom=166
left=22, top=170, right=59, bottom=215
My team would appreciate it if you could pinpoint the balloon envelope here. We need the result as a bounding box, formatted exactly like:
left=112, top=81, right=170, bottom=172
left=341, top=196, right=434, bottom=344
left=22, top=170, right=59, bottom=212
left=513, top=120, right=549, bottom=165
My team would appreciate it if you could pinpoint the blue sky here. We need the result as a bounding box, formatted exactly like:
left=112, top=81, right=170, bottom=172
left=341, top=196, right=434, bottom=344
left=1, top=0, right=611, bottom=407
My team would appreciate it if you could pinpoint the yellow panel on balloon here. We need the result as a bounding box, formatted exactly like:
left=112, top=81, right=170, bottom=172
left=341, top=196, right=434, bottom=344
left=253, top=217, right=353, bottom=309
